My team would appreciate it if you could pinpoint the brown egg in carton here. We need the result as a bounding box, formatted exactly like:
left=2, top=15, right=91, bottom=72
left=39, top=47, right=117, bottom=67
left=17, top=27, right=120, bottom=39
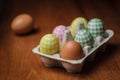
left=32, top=29, right=114, bottom=73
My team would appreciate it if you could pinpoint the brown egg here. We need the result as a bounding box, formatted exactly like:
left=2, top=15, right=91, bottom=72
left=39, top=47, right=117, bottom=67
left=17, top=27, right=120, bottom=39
left=11, top=14, right=34, bottom=34
left=61, top=41, right=85, bottom=60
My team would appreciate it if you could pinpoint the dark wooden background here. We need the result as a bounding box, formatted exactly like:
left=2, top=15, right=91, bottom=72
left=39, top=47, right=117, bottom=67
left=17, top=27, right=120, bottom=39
left=0, top=0, right=120, bottom=80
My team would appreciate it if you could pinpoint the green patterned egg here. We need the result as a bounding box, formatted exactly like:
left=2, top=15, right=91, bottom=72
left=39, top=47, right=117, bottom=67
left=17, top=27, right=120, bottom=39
left=87, top=18, right=104, bottom=39
left=74, top=29, right=93, bottom=47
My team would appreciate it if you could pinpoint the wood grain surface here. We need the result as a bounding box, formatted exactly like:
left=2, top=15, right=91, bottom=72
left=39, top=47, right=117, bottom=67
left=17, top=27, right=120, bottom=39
left=0, top=0, right=120, bottom=80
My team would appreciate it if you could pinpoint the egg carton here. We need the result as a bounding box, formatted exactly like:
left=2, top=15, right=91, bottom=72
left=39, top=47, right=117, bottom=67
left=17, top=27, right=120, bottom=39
left=32, top=29, right=114, bottom=73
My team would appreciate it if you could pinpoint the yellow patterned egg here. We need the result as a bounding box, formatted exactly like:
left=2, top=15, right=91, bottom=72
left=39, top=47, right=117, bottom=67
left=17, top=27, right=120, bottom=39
left=70, top=17, right=87, bottom=38
left=40, top=34, right=59, bottom=55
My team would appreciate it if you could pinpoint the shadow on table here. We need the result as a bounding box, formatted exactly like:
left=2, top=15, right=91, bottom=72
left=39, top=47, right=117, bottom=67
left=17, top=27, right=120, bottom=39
left=81, top=43, right=120, bottom=74
left=15, top=27, right=40, bottom=36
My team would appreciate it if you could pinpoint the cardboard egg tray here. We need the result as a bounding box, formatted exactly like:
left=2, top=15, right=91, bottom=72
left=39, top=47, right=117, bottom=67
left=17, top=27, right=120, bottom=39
left=32, top=29, right=114, bottom=73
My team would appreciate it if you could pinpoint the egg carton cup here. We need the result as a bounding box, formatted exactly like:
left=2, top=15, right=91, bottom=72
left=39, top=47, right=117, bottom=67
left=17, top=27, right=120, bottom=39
left=32, top=29, right=114, bottom=73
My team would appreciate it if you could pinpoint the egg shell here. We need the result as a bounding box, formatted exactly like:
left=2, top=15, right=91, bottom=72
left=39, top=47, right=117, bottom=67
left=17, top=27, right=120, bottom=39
left=70, top=17, right=87, bottom=38
left=53, top=25, right=67, bottom=42
left=88, top=18, right=104, bottom=39
left=61, top=41, right=85, bottom=60
left=74, top=29, right=93, bottom=47
left=11, top=14, right=33, bottom=34
left=40, top=34, right=59, bottom=55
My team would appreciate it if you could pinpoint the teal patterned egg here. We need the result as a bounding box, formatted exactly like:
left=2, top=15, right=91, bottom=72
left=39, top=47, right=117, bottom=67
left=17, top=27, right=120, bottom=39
left=74, top=29, right=93, bottom=47
left=88, top=18, right=104, bottom=39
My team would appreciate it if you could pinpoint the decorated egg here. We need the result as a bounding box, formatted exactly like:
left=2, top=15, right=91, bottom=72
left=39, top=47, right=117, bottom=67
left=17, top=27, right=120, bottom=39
left=70, top=17, right=87, bottom=38
left=40, top=34, right=59, bottom=55
left=74, top=29, right=93, bottom=47
left=53, top=25, right=67, bottom=42
left=87, top=18, right=104, bottom=39
left=61, top=41, right=85, bottom=60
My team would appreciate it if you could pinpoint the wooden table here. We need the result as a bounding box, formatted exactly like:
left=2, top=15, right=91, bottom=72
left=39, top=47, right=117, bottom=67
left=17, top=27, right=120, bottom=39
left=0, top=0, right=120, bottom=80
